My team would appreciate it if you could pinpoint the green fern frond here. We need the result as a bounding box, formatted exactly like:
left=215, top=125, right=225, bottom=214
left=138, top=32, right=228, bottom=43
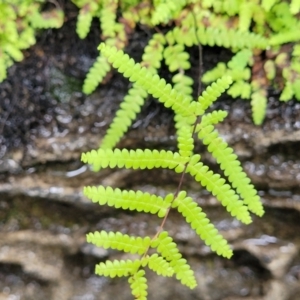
left=83, top=186, right=171, bottom=217
left=86, top=230, right=151, bottom=255
left=146, top=254, right=174, bottom=276
left=76, top=2, right=98, bottom=39
left=128, top=270, right=148, bottom=300
left=198, top=76, right=233, bottom=112
left=280, top=81, right=294, bottom=101
left=228, top=49, right=253, bottom=70
left=100, top=84, right=147, bottom=148
left=251, top=89, right=267, bottom=125
left=202, top=63, right=226, bottom=83
left=30, top=9, right=64, bottom=29
left=98, top=43, right=203, bottom=122
left=2, top=44, right=23, bottom=62
left=203, top=50, right=252, bottom=88
left=151, top=231, right=197, bottom=289
left=172, top=191, right=233, bottom=258
left=100, top=0, right=118, bottom=38
left=196, top=26, right=268, bottom=49
left=99, top=34, right=165, bottom=148
left=82, top=54, right=111, bottom=94
left=196, top=121, right=264, bottom=217
left=238, top=2, right=254, bottom=32
left=96, top=259, right=141, bottom=278
left=176, top=124, right=194, bottom=158
left=81, top=148, right=188, bottom=172
left=172, top=73, right=194, bottom=101
left=163, top=44, right=190, bottom=72
left=170, top=25, right=198, bottom=47
left=141, top=33, right=165, bottom=73
left=151, top=0, right=187, bottom=25
left=186, top=157, right=252, bottom=224
left=270, top=27, right=300, bottom=46
left=221, top=0, right=242, bottom=16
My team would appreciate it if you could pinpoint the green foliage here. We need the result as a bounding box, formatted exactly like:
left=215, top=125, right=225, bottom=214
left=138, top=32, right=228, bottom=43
left=81, top=45, right=264, bottom=298
left=68, top=0, right=300, bottom=126
left=0, top=0, right=64, bottom=82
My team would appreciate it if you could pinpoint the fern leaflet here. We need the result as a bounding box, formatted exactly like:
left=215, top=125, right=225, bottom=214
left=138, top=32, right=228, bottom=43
left=87, top=231, right=152, bottom=255
left=128, top=270, right=148, bottom=300
left=172, top=191, right=233, bottom=258
left=151, top=231, right=197, bottom=289
left=96, top=259, right=141, bottom=278
left=83, top=186, right=171, bottom=217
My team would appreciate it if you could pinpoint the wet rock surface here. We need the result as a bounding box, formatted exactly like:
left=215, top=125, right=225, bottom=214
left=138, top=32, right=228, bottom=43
left=1, top=2, right=300, bottom=300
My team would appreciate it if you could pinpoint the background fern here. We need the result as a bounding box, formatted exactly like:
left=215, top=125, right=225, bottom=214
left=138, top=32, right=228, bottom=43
left=0, top=0, right=64, bottom=82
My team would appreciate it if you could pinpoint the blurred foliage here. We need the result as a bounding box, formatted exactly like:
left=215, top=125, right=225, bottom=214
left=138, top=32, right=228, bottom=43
left=0, top=0, right=64, bottom=82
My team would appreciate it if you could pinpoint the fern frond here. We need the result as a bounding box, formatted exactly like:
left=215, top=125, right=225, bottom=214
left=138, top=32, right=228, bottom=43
left=83, top=186, right=171, bottom=217
left=100, top=0, right=118, bottom=38
left=82, top=54, right=111, bottom=94
left=186, top=157, right=252, bottom=224
left=96, top=259, right=141, bottom=278
left=200, top=110, right=228, bottom=126
left=128, top=270, right=148, bottom=300
left=151, top=0, right=187, bottom=25
left=227, top=81, right=252, bottom=99
left=280, top=81, right=293, bottom=101
left=2, top=44, right=23, bottom=62
left=100, top=34, right=165, bottom=148
left=146, top=254, right=174, bottom=276
left=30, top=9, right=64, bottom=29
left=172, top=73, right=194, bottom=101
left=198, top=76, right=233, bottom=112
left=163, top=44, right=190, bottom=72
left=222, top=0, right=241, bottom=16
left=81, top=148, right=188, bottom=172
left=238, top=2, right=254, bottom=32
left=98, top=43, right=204, bottom=122
left=262, top=0, right=278, bottom=11
left=228, top=49, right=253, bottom=71
left=196, top=26, right=268, bottom=49
left=151, top=231, right=196, bottom=289
left=100, top=84, right=147, bottom=148
left=202, top=63, right=226, bottom=83
left=176, top=124, right=194, bottom=158
left=173, top=191, right=233, bottom=258
left=76, top=2, right=98, bottom=39
left=141, top=33, right=165, bottom=73
left=196, top=122, right=264, bottom=217
left=86, top=230, right=151, bottom=255
left=270, top=27, right=300, bottom=45
left=251, top=89, right=267, bottom=125
left=171, top=25, right=198, bottom=47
